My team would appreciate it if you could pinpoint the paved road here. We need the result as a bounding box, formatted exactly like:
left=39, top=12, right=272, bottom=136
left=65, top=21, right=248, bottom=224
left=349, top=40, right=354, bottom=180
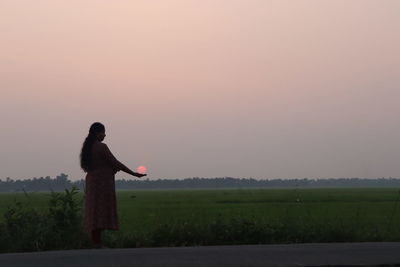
left=1, top=242, right=400, bottom=267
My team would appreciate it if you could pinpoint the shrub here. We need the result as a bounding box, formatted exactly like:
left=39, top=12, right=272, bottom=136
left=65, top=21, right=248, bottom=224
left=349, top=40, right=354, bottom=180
left=0, top=186, right=89, bottom=252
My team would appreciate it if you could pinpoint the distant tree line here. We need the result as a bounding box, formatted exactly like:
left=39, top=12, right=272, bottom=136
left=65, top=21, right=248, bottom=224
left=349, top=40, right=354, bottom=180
left=1, top=174, right=400, bottom=192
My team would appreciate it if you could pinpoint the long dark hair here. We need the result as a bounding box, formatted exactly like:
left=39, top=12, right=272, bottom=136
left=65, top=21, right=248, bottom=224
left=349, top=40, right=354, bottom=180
left=80, top=122, right=105, bottom=172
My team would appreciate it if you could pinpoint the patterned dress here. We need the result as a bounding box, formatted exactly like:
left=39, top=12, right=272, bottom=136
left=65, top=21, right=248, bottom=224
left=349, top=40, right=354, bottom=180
left=84, top=141, right=126, bottom=232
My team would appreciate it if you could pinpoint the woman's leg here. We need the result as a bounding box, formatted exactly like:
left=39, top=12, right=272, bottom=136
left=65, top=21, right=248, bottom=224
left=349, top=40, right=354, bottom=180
left=91, top=229, right=102, bottom=246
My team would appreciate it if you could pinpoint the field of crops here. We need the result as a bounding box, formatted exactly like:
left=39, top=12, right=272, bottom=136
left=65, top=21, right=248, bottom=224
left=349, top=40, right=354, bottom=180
left=1, top=188, right=400, bottom=236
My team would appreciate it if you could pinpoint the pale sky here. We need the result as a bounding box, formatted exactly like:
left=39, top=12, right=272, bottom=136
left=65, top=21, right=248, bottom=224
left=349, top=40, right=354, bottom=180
left=1, top=0, right=399, bottom=181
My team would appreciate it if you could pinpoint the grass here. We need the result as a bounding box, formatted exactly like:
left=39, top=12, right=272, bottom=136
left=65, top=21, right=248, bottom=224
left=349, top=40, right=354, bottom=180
left=0, top=188, right=400, bottom=251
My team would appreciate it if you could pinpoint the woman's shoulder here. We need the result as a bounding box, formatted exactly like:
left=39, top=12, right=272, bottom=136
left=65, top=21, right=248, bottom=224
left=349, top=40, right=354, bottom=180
left=93, top=141, right=107, bottom=149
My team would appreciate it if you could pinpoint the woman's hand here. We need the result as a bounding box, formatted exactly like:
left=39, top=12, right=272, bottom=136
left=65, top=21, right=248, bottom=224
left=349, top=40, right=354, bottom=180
left=122, top=167, right=147, bottom=178
left=134, top=173, right=147, bottom=178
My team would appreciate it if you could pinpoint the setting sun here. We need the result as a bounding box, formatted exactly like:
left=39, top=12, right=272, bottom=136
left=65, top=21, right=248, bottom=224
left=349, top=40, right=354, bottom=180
left=136, top=165, right=147, bottom=174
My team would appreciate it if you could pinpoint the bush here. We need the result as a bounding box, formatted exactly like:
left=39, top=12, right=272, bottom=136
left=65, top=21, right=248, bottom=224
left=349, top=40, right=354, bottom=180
left=0, top=186, right=89, bottom=252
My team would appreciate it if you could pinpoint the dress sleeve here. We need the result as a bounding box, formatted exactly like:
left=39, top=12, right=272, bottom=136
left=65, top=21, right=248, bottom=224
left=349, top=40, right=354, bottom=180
left=102, top=143, right=125, bottom=173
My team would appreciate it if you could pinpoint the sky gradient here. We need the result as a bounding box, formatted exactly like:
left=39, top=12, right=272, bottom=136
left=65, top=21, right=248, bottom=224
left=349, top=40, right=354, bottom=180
left=1, top=0, right=399, bottom=180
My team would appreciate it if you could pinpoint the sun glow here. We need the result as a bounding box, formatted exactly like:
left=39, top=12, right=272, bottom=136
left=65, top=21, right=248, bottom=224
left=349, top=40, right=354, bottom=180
left=136, top=165, right=147, bottom=174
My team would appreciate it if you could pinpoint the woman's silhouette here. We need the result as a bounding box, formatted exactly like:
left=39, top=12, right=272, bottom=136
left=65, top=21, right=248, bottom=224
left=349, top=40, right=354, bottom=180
left=80, top=122, right=146, bottom=248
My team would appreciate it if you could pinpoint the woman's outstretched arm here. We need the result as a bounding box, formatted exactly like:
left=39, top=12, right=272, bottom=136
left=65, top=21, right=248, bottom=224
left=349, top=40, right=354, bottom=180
left=102, top=143, right=145, bottom=177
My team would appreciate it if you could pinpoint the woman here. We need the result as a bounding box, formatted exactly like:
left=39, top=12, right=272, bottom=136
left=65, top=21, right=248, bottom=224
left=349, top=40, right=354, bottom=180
left=80, top=122, right=146, bottom=248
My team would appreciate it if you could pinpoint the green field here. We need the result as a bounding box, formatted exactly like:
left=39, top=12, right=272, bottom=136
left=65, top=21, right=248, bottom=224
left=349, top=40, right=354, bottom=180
left=1, top=187, right=400, bottom=252
left=1, top=188, right=400, bottom=235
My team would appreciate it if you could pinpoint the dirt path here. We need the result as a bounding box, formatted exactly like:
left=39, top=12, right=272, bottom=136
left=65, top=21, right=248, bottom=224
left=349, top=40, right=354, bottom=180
left=1, top=242, right=400, bottom=267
